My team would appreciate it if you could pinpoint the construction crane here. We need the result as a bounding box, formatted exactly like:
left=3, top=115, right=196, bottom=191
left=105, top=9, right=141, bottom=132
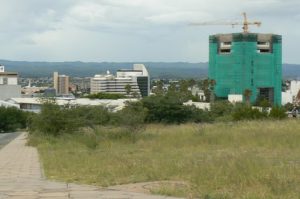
left=190, top=12, right=261, bottom=33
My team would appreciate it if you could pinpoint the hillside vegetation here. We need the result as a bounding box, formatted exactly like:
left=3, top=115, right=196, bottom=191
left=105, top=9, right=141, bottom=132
left=29, top=120, right=300, bottom=199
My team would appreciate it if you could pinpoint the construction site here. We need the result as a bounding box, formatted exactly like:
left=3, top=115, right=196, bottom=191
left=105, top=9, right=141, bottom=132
left=196, top=13, right=282, bottom=105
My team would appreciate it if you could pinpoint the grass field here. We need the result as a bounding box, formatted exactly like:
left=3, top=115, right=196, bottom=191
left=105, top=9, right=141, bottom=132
left=29, top=120, right=300, bottom=198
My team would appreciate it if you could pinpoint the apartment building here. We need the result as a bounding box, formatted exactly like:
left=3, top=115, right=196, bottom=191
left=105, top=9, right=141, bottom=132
left=53, top=72, right=70, bottom=95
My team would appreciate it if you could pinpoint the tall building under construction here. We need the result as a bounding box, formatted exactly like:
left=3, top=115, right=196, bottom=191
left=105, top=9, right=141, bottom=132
left=209, top=33, right=282, bottom=105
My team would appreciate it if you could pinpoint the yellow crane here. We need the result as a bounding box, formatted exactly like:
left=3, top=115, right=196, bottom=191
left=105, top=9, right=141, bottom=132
left=190, top=12, right=261, bottom=33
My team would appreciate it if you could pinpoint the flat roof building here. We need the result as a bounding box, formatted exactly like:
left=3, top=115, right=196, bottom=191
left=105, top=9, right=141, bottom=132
left=0, top=65, right=21, bottom=100
left=91, top=64, right=150, bottom=97
left=53, top=72, right=70, bottom=95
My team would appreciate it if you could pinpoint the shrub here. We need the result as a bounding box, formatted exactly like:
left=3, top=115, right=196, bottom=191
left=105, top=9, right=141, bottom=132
left=269, top=106, right=287, bottom=119
left=232, top=103, right=267, bottom=121
left=29, top=102, right=112, bottom=136
left=210, top=101, right=234, bottom=118
left=86, top=93, right=126, bottom=99
left=142, top=95, right=194, bottom=124
left=0, top=107, right=28, bottom=132
left=70, top=106, right=110, bottom=127
left=188, top=106, right=214, bottom=123
left=29, top=102, right=74, bottom=136
left=111, top=101, right=147, bottom=142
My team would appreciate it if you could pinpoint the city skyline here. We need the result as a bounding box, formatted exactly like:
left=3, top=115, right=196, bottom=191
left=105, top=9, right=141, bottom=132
left=0, top=0, right=299, bottom=63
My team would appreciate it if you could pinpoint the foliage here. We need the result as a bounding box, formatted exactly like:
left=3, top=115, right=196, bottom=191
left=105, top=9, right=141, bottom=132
left=198, top=78, right=216, bottom=102
left=0, top=107, right=28, bottom=132
left=29, top=102, right=111, bottom=136
left=142, top=95, right=194, bottom=124
left=29, top=102, right=76, bottom=136
left=111, top=101, right=147, bottom=142
left=124, top=84, right=132, bottom=95
left=69, top=106, right=110, bottom=127
left=284, top=102, right=294, bottom=111
left=188, top=106, right=214, bottom=123
left=243, top=89, right=252, bottom=105
left=269, top=106, right=287, bottom=119
left=152, top=80, right=164, bottom=95
left=113, top=101, right=147, bottom=127
left=86, top=92, right=126, bottom=99
left=255, top=97, right=271, bottom=108
left=210, top=101, right=234, bottom=118
left=232, top=103, right=268, bottom=121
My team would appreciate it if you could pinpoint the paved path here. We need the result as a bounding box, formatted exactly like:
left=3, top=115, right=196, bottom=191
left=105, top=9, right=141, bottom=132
left=0, top=133, right=180, bottom=199
left=0, top=133, right=20, bottom=149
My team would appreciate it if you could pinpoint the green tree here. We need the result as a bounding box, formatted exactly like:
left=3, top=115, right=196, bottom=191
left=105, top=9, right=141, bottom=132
left=142, top=95, right=194, bottom=124
left=199, top=79, right=211, bottom=102
left=125, top=84, right=132, bottom=95
left=179, top=80, right=189, bottom=93
left=168, top=82, right=177, bottom=93
left=188, top=79, right=197, bottom=88
left=153, top=80, right=164, bottom=95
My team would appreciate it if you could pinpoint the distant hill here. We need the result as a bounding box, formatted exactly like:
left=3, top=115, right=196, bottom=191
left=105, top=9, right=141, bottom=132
left=282, top=64, right=300, bottom=79
left=0, top=59, right=299, bottom=79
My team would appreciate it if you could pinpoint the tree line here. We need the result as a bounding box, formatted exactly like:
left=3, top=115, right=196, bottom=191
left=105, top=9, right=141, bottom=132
left=0, top=78, right=288, bottom=133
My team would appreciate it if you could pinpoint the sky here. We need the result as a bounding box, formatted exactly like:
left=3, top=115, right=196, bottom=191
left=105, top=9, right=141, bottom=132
left=0, top=0, right=299, bottom=63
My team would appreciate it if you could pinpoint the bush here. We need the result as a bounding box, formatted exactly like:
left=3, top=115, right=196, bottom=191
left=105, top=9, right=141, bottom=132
left=142, top=95, right=194, bottom=124
left=86, top=93, right=126, bottom=99
left=188, top=106, right=214, bottom=123
left=232, top=103, right=267, bottom=121
left=111, top=102, right=147, bottom=142
left=269, top=106, right=287, bottom=119
left=210, top=101, right=234, bottom=118
left=29, top=102, right=74, bottom=136
left=283, top=103, right=294, bottom=111
left=29, top=101, right=111, bottom=136
left=70, top=106, right=110, bottom=127
left=0, top=107, right=28, bottom=132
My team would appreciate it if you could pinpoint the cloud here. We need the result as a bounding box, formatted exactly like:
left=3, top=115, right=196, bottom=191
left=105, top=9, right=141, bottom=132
left=0, top=0, right=298, bottom=63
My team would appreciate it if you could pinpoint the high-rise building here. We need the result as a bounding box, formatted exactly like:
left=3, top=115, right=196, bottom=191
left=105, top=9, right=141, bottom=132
left=53, top=72, right=70, bottom=95
left=90, top=64, right=150, bottom=97
left=209, top=33, right=282, bottom=105
left=0, top=65, right=21, bottom=100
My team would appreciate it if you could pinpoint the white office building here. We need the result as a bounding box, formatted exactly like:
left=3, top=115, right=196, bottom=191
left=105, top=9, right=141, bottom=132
left=0, top=65, right=21, bottom=100
left=90, top=64, right=150, bottom=97
left=282, top=80, right=300, bottom=105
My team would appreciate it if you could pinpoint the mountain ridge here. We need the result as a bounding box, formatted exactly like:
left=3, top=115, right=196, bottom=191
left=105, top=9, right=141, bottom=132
left=0, top=59, right=299, bottom=79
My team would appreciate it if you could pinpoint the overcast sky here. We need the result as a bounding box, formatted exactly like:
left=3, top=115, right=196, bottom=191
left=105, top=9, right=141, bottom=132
left=0, top=0, right=299, bottom=63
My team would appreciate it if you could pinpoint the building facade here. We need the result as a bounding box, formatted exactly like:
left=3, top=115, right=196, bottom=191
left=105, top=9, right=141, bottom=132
left=53, top=72, right=70, bottom=95
left=282, top=80, right=300, bottom=105
left=0, top=65, right=21, bottom=100
left=209, top=33, right=282, bottom=105
left=90, top=64, right=150, bottom=97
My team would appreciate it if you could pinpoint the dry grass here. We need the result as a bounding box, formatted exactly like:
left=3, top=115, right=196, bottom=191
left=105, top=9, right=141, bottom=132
left=31, top=120, right=300, bottom=198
